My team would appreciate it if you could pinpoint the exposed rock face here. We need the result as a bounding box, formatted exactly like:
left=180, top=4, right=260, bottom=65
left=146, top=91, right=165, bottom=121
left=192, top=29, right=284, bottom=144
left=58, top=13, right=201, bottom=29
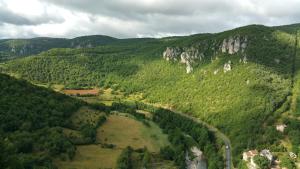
left=186, top=147, right=207, bottom=169
left=163, top=35, right=247, bottom=74
left=239, top=55, right=247, bottom=64
left=163, top=47, right=182, bottom=61
left=186, top=62, right=193, bottom=74
left=224, top=60, right=232, bottom=73
left=163, top=47, right=202, bottom=73
left=221, top=36, right=247, bottom=54
left=180, top=48, right=203, bottom=63
left=10, top=45, right=28, bottom=55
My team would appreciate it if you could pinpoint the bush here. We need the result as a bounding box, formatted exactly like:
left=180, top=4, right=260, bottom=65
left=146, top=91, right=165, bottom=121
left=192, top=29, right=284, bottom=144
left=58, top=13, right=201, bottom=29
left=280, top=155, right=296, bottom=169
left=80, top=124, right=96, bottom=142
left=160, top=146, right=175, bottom=160
left=116, top=146, right=133, bottom=169
left=253, top=156, right=270, bottom=169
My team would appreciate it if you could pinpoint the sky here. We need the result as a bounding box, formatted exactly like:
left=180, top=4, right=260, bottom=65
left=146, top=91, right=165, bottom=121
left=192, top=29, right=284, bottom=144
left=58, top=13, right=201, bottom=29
left=0, top=0, right=300, bottom=39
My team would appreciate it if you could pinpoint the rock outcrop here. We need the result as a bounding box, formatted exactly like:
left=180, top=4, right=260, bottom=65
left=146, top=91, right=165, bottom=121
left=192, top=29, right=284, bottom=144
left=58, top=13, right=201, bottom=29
left=186, top=147, right=207, bottom=169
left=224, top=60, right=232, bottom=73
left=163, top=47, right=182, bottom=61
left=163, top=35, right=248, bottom=74
left=239, top=55, right=247, bottom=64
left=163, top=47, right=203, bottom=73
left=221, top=36, right=247, bottom=54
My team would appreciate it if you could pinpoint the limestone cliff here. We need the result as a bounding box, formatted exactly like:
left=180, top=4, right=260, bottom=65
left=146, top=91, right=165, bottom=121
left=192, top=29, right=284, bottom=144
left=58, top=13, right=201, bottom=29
left=163, top=46, right=203, bottom=73
left=162, top=35, right=248, bottom=73
left=221, top=36, right=247, bottom=54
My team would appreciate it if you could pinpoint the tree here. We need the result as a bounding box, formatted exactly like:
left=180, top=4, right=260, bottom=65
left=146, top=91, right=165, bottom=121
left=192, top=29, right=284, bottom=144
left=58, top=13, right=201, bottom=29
left=116, top=146, right=132, bottom=169
left=253, top=156, right=269, bottom=169
left=160, top=146, right=174, bottom=160
left=280, top=155, right=296, bottom=169
left=142, top=148, right=151, bottom=168
left=80, top=124, right=96, bottom=142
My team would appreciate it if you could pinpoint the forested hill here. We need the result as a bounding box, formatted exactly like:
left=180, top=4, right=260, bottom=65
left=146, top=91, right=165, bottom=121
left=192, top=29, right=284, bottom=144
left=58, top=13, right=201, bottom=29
left=1, top=23, right=300, bottom=167
left=0, top=35, right=120, bottom=61
left=0, top=73, right=82, bottom=168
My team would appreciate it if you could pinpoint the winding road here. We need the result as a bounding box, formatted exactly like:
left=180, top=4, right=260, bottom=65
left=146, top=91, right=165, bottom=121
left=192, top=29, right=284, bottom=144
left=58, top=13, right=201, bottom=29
left=165, top=108, right=232, bottom=169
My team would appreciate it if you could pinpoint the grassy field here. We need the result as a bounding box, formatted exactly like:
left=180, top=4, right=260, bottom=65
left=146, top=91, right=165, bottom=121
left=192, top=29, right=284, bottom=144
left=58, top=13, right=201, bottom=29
left=55, top=145, right=122, bottom=169
left=97, top=114, right=169, bottom=152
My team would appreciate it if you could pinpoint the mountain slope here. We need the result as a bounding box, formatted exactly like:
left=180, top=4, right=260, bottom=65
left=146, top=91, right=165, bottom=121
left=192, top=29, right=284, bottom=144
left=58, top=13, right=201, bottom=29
left=0, top=73, right=82, bottom=168
left=2, top=24, right=299, bottom=166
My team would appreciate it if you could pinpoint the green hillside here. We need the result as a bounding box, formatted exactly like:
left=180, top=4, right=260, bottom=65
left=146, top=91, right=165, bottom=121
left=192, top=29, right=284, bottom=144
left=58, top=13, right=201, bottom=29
left=2, top=24, right=300, bottom=167
left=0, top=73, right=82, bottom=168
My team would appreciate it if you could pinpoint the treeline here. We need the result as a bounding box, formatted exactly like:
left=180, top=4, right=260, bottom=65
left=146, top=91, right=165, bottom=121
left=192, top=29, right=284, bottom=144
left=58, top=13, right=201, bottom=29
left=111, top=102, right=146, bottom=120
left=0, top=74, right=82, bottom=168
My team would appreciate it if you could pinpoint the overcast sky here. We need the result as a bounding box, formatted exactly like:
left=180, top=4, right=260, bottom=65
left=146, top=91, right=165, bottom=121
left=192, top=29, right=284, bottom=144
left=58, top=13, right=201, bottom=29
left=0, top=0, right=299, bottom=39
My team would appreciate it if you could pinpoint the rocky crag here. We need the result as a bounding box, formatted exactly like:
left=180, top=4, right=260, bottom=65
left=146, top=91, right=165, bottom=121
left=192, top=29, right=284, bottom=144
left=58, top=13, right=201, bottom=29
left=163, top=36, right=248, bottom=73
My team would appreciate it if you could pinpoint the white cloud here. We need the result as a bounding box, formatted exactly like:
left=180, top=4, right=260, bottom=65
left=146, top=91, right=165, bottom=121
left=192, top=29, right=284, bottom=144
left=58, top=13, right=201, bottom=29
left=0, top=0, right=299, bottom=39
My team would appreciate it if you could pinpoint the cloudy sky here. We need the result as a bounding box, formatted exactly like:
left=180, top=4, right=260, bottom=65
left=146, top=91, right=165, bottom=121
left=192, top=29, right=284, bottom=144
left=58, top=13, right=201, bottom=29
left=0, top=0, right=300, bottom=39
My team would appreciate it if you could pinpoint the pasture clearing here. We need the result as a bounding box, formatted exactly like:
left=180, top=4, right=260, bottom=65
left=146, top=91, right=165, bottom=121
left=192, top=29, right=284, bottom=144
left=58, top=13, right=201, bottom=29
left=97, top=114, right=169, bottom=152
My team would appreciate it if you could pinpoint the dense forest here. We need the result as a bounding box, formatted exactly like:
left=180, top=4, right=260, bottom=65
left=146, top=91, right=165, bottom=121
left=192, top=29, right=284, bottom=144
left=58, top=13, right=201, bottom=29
left=0, top=74, right=83, bottom=168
